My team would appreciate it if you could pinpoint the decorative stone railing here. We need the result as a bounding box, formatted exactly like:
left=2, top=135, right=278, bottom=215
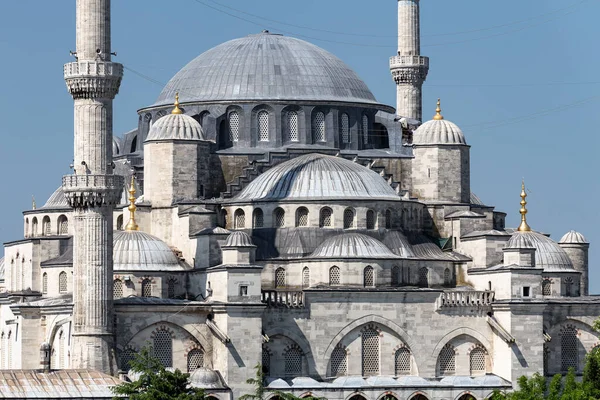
left=389, top=55, right=429, bottom=69
left=437, top=291, right=495, bottom=309
left=261, top=290, right=305, bottom=308
left=62, top=174, right=124, bottom=208
left=64, top=61, right=123, bottom=99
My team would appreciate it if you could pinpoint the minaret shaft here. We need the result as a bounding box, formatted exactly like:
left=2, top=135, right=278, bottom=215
left=63, top=0, right=123, bottom=374
left=390, top=0, right=429, bottom=121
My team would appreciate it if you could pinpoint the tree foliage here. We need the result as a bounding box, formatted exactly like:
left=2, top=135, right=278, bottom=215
left=239, top=364, right=326, bottom=400
left=112, top=346, right=206, bottom=400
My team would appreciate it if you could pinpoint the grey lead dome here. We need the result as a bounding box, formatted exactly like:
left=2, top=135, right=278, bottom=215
left=154, top=32, right=380, bottom=106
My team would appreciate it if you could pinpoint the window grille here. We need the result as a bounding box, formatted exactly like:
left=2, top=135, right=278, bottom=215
left=331, top=346, right=347, bottom=377
left=419, top=268, right=429, bottom=287
left=391, top=266, right=400, bottom=286
left=42, top=273, right=48, bottom=294
left=275, top=268, right=286, bottom=288
left=343, top=208, right=355, bottom=229
left=284, top=346, right=303, bottom=375
left=329, top=266, right=341, bottom=286
left=470, top=347, right=486, bottom=375
left=320, top=208, right=332, bottom=227
left=142, top=279, right=152, bottom=297
left=253, top=209, right=264, bottom=228
left=543, top=280, right=552, bottom=296
left=362, top=115, right=369, bottom=145
left=32, top=218, right=38, bottom=236
left=444, top=269, right=451, bottom=286
left=229, top=111, right=240, bottom=142
left=167, top=279, right=176, bottom=299
left=153, top=330, right=173, bottom=368
left=187, top=349, right=204, bottom=372
left=59, top=272, right=68, bottom=293
left=58, top=216, right=68, bottom=235
left=315, top=112, right=326, bottom=142
left=341, top=113, right=350, bottom=143
left=234, top=209, right=246, bottom=229
left=561, top=326, right=579, bottom=372
left=296, top=207, right=309, bottom=227
left=113, top=279, right=123, bottom=299
left=302, top=267, right=310, bottom=287
left=258, top=111, right=269, bottom=141
left=395, top=347, right=411, bottom=375
left=366, top=210, right=376, bottom=229
left=274, top=208, right=285, bottom=228
left=287, top=111, right=299, bottom=142
left=262, top=347, right=271, bottom=376
left=120, top=347, right=136, bottom=371
left=43, top=217, right=51, bottom=236
left=364, top=266, right=374, bottom=287
left=385, top=210, right=392, bottom=229
left=362, top=327, right=380, bottom=376
left=438, top=345, right=456, bottom=376
left=565, top=277, right=574, bottom=297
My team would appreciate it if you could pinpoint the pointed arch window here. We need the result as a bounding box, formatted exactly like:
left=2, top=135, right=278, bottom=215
left=385, top=210, right=392, bottom=229
left=120, top=347, right=136, bottom=371
left=42, top=216, right=51, bottom=236
left=153, top=329, right=173, bottom=368
left=113, top=279, right=123, bottom=299
left=296, top=207, right=309, bottom=227
left=343, top=208, right=355, bottom=229
left=331, top=346, right=347, bottom=377
left=274, top=208, right=285, bottom=228
left=320, top=207, right=333, bottom=227
left=469, top=347, right=487, bottom=375
left=167, top=278, right=176, bottom=299
left=362, top=326, right=380, bottom=376
left=234, top=209, right=246, bottom=229
left=543, top=279, right=552, bottom=296
left=258, top=111, right=269, bottom=141
left=117, top=214, right=124, bottom=231
left=275, top=268, right=286, bottom=288
left=364, top=266, right=374, bottom=287
left=419, top=267, right=429, bottom=287
left=438, top=345, right=456, bottom=376
left=229, top=111, right=240, bottom=142
left=32, top=217, right=38, bottom=236
left=253, top=208, right=264, bottom=228
left=302, top=267, right=310, bottom=287
left=58, top=215, right=68, bottom=235
left=561, top=325, right=579, bottom=372
left=366, top=210, right=376, bottom=229
left=287, top=111, right=299, bottom=142
left=341, top=113, right=350, bottom=143
left=329, top=266, right=341, bottom=286
left=142, top=279, right=152, bottom=297
left=392, top=266, right=400, bottom=286
left=42, top=272, right=48, bottom=294
left=59, top=271, right=68, bottom=293
left=395, top=347, right=412, bottom=375
left=284, top=345, right=304, bottom=376
left=315, top=112, right=326, bottom=142
left=187, top=348, right=205, bottom=372
left=25, top=218, right=29, bottom=237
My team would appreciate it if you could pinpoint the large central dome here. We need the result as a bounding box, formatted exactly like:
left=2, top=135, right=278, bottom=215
left=154, top=32, right=380, bottom=106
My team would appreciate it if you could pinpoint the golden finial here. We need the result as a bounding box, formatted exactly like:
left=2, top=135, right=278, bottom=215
left=517, top=180, right=532, bottom=232
left=125, top=175, right=139, bottom=231
left=172, top=92, right=183, bottom=115
left=433, top=98, right=444, bottom=120
left=32, top=196, right=36, bottom=210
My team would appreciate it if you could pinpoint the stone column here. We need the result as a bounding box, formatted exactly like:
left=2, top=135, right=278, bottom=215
left=62, top=0, right=123, bottom=374
left=390, top=0, right=429, bottom=121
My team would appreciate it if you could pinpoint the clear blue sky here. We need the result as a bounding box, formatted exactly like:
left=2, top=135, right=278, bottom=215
left=0, top=1, right=598, bottom=291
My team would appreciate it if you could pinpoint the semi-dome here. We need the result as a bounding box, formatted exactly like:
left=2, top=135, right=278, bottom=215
left=146, top=102, right=205, bottom=142
left=224, top=231, right=255, bottom=248
left=234, top=153, right=400, bottom=201
left=559, top=230, right=588, bottom=244
left=113, top=230, right=182, bottom=271
left=310, top=233, right=398, bottom=259
left=413, top=100, right=466, bottom=145
left=506, top=231, right=574, bottom=271
left=153, top=32, right=381, bottom=107
left=41, top=187, right=69, bottom=209
left=382, top=230, right=416, bottom=258
left=189, top=368, right=226, bottom=389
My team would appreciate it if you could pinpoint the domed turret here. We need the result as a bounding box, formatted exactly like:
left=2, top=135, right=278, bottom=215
left=224, top=231, right=255, bottom=248
left=559, top=230, right=590, bottom=295
left=222, top=231, right=256, bottom=265
left=146, top=94, right=205, bottom=142
left=413, top=100, right=466, bottom=145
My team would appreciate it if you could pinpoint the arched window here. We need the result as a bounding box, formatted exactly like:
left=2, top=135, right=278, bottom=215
left=543, top=279, right=552, bottom=296
left=187, top=348, right=204, bottom=372
left=330, top=346, right=347, bottom=377
left=329, top=266, right=341, bottom=286
left=395, top=347, right=412, bottom=375
left=565, top=277, right=574, bottom=297
left=42, top=273, right=48, bottom=294
left=438, top=345, right=456, bottom=376
left=419, top=267, right=429, bottom=287
left=274, top=208, right=285, bottom=228
left=153, top=329, right=173, bottom=368
left=113, top=279, right=123, bottom=299
left=319, top=207, right=333, bottom=227
left=234, top=209, right=246, bottom=229
left=362, top=115, right=369, bottom=145
left=561, top=325, right=579, bottom=372
left=302, top=267, right=310, bottom=287
left=364, top=266, right=374, bottom=287
left=120, top=347, right=136, bottom=371
left=444, top=268, right=451, bottom=286
left=25, top=218, right=29, bottom=237
left=58, top=215, right=68, bottom=235
left=275, top=268, right=286, bottom=288
left=262, top=346, right=271, bottom=376
left=287, top=111, right=299, bottom=142
left=130, top=136, right=138, bottom=153
left=142, top=279, right=152, bottom=297
left=229, top=111, right=240, bottom=142
left=341, top=113, right=350, bottom=143
left=391, top=266, right=400, bottom=286
left=284, top=345, right=304, bottom=376
left=253, top=209, right=264, bottom=228
left=116, top=215, right=124, bottom=231
left=343, top=208, right=355, bottom=229
left=470, top=347, right=487, bottom=375
left=366, top=210, right=376, bottom=229
left=167, top=278, right=176, bottom=299
left=258, top=110, right=269, bottom=141
left=362, top=326, right=380, bottom=376
left=296, top=207, right=309, bottom=227
left=222, top=210, right=228, bottom=228
left=59, top=271, right=68, bottom=293
left=42, top=216, right=51, bottom=236
left=32, top=217, right=38, bottom=236
left=314, top=111, right=326, bottom=142
left=385, top=209, right=392, bottom=229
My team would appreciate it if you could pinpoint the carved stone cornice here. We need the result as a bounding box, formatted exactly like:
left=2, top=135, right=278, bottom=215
left=64, top=61, right=123, bottom=100
left=62, top=174, right=124, bottom=209
left=390, top=55, right=429, bottom=85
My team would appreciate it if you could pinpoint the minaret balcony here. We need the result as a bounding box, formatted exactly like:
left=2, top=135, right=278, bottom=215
left=389, top=55, right=429, bottom=70
left=62, top=174, right=124, bottom=208
left=64, top=61, right=123, bottom=99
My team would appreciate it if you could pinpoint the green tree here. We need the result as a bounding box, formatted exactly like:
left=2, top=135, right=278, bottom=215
left=491, top=368, right=594, bottom=400
left=239, top=364, right=326, bottom=400
left=112, top=346, right=206, bottom=400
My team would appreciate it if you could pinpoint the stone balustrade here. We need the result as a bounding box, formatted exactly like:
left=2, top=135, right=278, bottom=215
left=64, top=61, right=123, bottom=99
left=437, top=291, right=495, bottom=309
left=261, top=290, right=305, bottom=308
left=62, top=174, right=124, bottom=208
left=389, top=55, right=429, bottom=69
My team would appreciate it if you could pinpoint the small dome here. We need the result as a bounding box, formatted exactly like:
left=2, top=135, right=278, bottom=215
left=506, top=231, right=574, bottom=271
left=224, top=231, right=255, bottom=248
left=413, top=118, right=466, bottom=145
left=234, top=153, right=399, bottom=201
left=146, top=113, right=204, bottom=142
left=113, top=231, right=182, bottom=271
left=189, top=368, right=226, bottom=389
left=559, top=230, right=588, bottom=244
left=311, top=233, right=397, bottom=259
left=42, top=187, right=69, bottom=209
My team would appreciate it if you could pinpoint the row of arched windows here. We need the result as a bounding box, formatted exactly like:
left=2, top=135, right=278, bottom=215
left=41, top=271, right=68, bottom=294
left=25, top=215, right=69, bottom=237
left=113, top=278, right=177, bottom=299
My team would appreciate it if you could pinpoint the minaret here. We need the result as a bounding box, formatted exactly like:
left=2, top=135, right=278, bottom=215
left=390, top=0, right=429, bottom=121
left=62, top=0, right=123, bottom=373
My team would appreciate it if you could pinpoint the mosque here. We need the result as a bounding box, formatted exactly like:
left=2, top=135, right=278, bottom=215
left=0, top=1, right=598, bottom=399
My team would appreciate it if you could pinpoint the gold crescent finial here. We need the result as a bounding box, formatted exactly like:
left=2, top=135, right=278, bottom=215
left=433, top=98, right=444, bottom=120
left=517, top=180, right=532, bottom=232
left=172, top=92, right=183, bottom=115
left=125, top=175, right=139, bottom=231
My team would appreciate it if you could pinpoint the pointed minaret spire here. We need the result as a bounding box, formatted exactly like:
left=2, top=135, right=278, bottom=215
left=125, top=176, right=139, bottom=231
left=518, top=181, right=532, bottom=232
